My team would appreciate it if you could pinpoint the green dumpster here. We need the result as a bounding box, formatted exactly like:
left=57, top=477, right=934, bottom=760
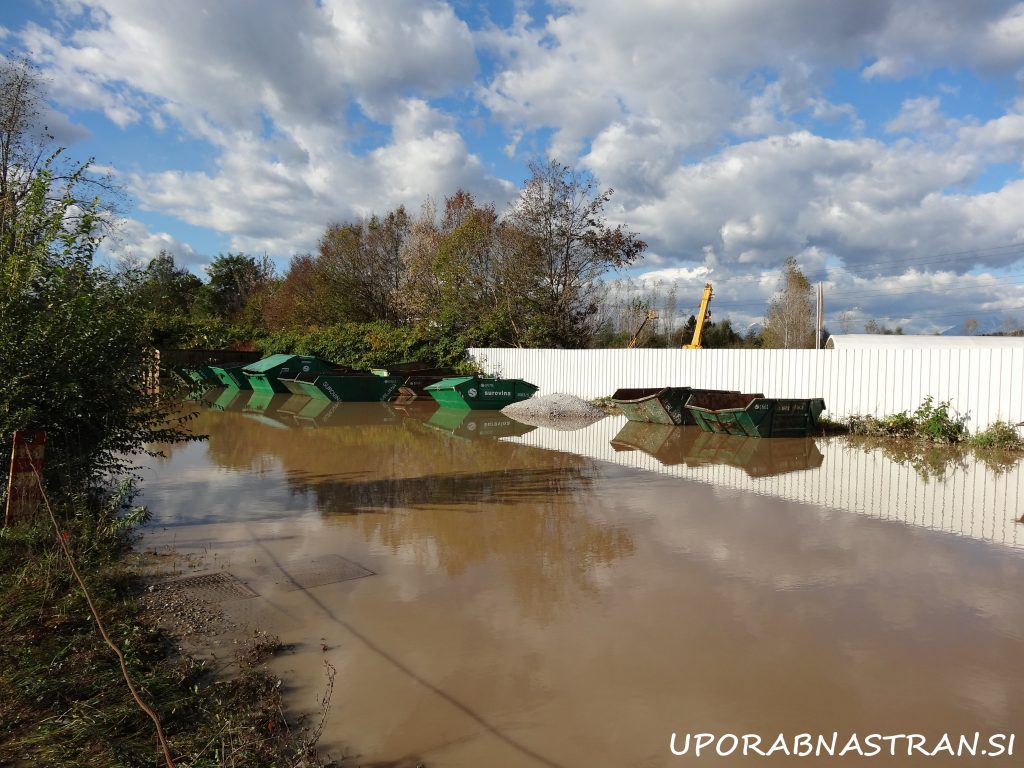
left=369, top=365, right=457, bottom=398
left=243, top=354, right=337, bottom=394
left=302, top=372, right=404, bottom=402
left=610, top=387, right=739, bottom=425
left=685, top=393, right=826, bottom=438
left=424, top=376, right=539, bottom=410
left=278, top=366, right=360, bottom=396
left=171, top=366, right=218, bottom=387
left=370, top=361, right=432, bottom=377
left=208, top=363, right=252, bottom=391
left=399, top=373, right=453, bottom=398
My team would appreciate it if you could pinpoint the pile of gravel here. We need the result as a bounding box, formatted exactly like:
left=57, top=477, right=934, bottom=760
left=502, top=392, right=606, bottom=431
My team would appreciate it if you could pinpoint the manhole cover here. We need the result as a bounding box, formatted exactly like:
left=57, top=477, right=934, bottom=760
left=254, top=554, right=375, bottom=591
left=155, top=571, right=259, bottom=601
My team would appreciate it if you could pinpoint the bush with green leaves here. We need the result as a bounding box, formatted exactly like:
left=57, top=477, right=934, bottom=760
left=0, top=161, right=197, bottom=493
left=913, top=396, right=968, bottom=443
left=970, top=420, right=1024, bottom=451
left=849, top=397, right=968, bottom=444
left=253, top=321, right=477, bottom=371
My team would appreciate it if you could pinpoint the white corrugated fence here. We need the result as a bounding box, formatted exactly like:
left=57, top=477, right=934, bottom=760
left=467, top=347, right=1024, bottom=432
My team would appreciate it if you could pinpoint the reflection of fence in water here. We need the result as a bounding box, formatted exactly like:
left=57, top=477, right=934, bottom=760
left=503, top=416, right=1024, bottom=551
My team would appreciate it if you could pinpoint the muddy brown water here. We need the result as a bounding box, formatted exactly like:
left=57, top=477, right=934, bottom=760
left=137, top=392, right=1024, bottom=767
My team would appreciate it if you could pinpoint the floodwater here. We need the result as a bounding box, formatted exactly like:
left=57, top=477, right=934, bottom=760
left=137, top=390, right=1024, bottom=767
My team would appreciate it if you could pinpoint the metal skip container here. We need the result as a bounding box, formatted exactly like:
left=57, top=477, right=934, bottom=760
left=610, top=387, right=739, bottom=426
left=242, top=354, right=337, bottom=394
left=424, top=376, right=539, bottom=410
left=685, top=392, right=827, bottom=438
left=207, top=363, right=252, bottom=391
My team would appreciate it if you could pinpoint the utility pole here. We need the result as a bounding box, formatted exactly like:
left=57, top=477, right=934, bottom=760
left=815, top=282, right=824, bottom=349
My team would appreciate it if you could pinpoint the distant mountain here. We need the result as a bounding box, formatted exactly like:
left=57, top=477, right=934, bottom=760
left=940, top=315, right=1024, bottom=336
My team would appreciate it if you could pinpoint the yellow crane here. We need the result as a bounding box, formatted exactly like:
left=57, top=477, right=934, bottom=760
left=627, top=310, right=659, bottom=349
left=683, top=282, right=714, bottom=349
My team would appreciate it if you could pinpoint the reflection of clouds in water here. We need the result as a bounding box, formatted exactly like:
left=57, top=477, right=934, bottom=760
left=140, top=404, right=637, bottom=621
left=135, top=402, right=1024, bottom=763
left=139, top=442, right=318, bottom=528
left=506, top=416, right=1024, bottom=550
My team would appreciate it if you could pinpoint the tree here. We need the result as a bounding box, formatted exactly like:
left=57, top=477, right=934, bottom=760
left=761, top=256, right=815, bottom=348
left=261, top=252, right=325, bottom=330
left=198, top=252, right=275, bottom=321
left=864, top=319, right=903, bottom=335
left=701, top=317, right=744, bottom=348
left=397, top=198, right=442, bottom=322
left=0, top=58, right=52, bottom=257
left=1, top=154, right=193, bottom=490
left=427, top=191, right=532, bottom=345
left=838, top=310, right=857, bottom=334
left=1, top=58, right=117, bottom=262
left=133, top=250, right=203, bottom=316
left=507, top=160, right=647, bottom=347
left=318, top=207, right=410, bottom=324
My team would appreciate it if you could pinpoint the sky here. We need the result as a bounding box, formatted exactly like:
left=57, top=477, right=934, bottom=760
left=4, top=0, right=1024, bottom=333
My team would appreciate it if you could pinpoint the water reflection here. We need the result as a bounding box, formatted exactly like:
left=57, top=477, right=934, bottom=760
left=144, top=398, right=634, bottom=619
left=425, top=408, right=537, bottom=439
left=134, top=398, right=1024, bottom=767
left=507, top=416, right=1024, bottom=550
left=611, top=422, right=825, bottom=477
left=207, top=387, right=246, bottom=411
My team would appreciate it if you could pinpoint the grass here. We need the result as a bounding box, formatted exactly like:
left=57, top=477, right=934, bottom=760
left=0, top=497, right=335, bottom=767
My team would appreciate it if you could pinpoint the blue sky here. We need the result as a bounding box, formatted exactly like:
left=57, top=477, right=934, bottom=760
left=4, top=0, right=1024, bottom=332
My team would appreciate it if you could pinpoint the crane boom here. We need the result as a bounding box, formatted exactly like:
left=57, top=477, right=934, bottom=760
left=683, top=283, right=713, bottom=349
left=627, top=310, right=658, bottom=349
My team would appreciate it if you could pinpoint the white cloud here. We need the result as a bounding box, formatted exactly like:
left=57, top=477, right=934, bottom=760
left=885, top=97, right=953, bottom=135
left=863, top=0, right=1024, bottom=79
left=957, top=113, right=1024, bottom=162
left=8, top=0, right=1024, bottom=333
left=21, top=0, right=477, bottom=134
left=613, top=260, right=1024, bottom=335
left=14, top=0, right=501, bottom=256
left=127, top=98, right=512, bottom=256
left=101, top=216, right=201, bottom=266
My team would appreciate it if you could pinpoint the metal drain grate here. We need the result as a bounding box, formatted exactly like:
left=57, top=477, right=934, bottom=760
left=255, top=554, right=375, bottom=591
left=156, top=571, right=259, bottom=601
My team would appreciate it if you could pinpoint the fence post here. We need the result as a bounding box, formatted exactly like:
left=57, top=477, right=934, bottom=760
left=4, top=431, right=47, bottom=527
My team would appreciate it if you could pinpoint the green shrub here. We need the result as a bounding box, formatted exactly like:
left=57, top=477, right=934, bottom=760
left=849, top=397, right=968, bottom=444
left=849, top=411, right=916, bottom=438
left=913, top=396, right=968, bottom=443
left=1, top=165, right=199, bottom=490
left=971, top=421, right=1024, bottom=451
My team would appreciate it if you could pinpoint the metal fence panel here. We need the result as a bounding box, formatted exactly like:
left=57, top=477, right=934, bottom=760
left=467, top=347, right=1024, bottom=432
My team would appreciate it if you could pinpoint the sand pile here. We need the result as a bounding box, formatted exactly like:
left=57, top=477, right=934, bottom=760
left=502, top=393, right=606, bottom=431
